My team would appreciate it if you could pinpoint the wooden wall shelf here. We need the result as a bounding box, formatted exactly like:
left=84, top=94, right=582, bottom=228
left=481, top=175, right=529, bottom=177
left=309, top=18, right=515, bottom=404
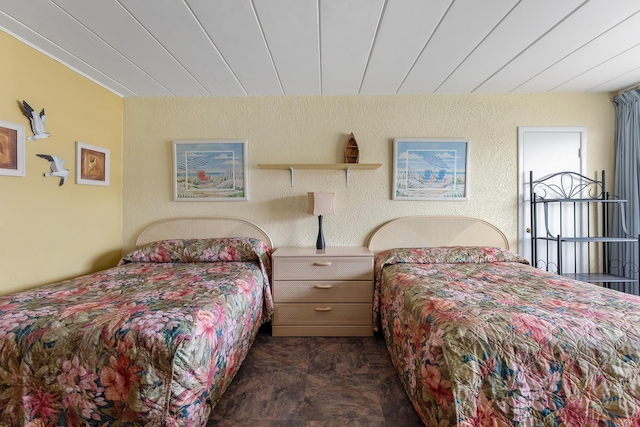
left=256, top=163, right=381, bottom=187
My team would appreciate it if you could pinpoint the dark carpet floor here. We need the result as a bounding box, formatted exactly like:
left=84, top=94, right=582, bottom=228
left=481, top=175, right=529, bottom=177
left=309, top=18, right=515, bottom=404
left=207, top=330, right=424, bottom=426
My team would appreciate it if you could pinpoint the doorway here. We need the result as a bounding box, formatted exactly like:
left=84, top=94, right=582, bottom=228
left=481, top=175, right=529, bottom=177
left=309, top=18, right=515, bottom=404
left=518, top=127, right=587, bottom=268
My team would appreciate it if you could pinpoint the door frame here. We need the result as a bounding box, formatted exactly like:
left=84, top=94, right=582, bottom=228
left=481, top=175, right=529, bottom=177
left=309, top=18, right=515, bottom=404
left=518, top=126, right=587, bottom=258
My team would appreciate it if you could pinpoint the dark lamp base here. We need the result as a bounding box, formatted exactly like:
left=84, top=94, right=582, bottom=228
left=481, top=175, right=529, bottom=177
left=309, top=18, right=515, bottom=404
left=316, top=215, right=326, bottom=250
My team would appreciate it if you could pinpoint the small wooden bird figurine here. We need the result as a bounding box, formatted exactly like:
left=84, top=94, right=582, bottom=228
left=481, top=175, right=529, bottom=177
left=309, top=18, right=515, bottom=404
left=22, top=100, right=50, bottom=140
left=36, top=154, right=69, bottom=186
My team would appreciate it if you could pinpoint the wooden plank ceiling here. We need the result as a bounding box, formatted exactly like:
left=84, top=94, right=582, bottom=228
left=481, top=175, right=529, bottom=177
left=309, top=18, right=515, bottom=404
left=1, top=0, right=639, bottom=97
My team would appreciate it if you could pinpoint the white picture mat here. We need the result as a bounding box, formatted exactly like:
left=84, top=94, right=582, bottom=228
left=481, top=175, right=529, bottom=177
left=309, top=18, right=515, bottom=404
left=76, top=141, right=110, bottom=186
left=172, top=140, right=248, bottom=202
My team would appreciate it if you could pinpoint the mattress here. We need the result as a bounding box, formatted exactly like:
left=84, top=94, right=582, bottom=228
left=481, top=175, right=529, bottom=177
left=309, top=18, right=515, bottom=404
left=0, top=237, right=273, bottom=426
left=374, top=246, right=640, bottom=426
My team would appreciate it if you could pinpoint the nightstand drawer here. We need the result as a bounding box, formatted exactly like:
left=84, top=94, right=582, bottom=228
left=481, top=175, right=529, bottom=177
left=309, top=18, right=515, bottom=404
left=273, top=280, right=372, bottom=303
left=273, top=303, right=372, bottom=326
left=273, top=257, right=373, bottom=280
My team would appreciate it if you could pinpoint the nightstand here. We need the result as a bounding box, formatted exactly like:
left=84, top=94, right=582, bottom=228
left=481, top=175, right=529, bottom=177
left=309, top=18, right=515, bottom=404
left=271, top=247, right=374, bottom=336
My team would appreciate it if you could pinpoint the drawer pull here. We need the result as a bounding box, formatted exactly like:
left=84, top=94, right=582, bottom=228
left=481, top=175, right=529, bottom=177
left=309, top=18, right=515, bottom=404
left=313, top=284, right=332, bottom=289
left=314, top=307, right=332, bottom=312
left=313, top=262, right=332, bottom=266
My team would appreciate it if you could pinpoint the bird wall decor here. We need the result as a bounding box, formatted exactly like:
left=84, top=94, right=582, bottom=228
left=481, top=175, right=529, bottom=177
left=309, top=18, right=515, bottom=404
left=22, top=100, right=50, bottom=140
left=36, top=154, right=69, bottom=186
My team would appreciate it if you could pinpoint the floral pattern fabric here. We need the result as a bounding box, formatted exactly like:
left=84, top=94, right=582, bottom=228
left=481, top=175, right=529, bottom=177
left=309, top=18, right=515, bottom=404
left=375, top=246, right=640, bottom=426
left=0, top=238, right=273, bottom=426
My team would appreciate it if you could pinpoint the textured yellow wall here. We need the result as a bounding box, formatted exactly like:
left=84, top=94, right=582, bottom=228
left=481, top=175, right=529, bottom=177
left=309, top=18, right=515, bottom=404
left=123, top=94, right=614, bottom=253
left=0, top=31, right=123, bottom=294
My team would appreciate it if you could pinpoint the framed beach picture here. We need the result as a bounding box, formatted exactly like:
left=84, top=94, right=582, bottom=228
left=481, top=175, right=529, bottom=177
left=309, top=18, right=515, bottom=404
left=393, top=138, right=469, bottom=201
left=173, top=140, right=248, bottom=201
left=0, top=120, right=26, bottom=177
left=76, top=142, right=110, bottom=186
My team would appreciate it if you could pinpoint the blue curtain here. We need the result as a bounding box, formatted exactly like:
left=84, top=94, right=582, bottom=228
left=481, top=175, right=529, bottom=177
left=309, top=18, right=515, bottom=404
left=611, top=89, right=640, bottom=295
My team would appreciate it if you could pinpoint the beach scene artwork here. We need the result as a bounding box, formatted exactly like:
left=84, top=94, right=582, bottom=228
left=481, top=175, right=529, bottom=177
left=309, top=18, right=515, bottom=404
left=173, top=140, right=248, bottom=201
left=393, top=139, right=469, bottom=200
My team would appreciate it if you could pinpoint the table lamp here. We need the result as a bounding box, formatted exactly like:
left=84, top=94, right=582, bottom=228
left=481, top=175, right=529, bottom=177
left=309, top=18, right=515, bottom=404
left=307, top=192, right=335, bottom=250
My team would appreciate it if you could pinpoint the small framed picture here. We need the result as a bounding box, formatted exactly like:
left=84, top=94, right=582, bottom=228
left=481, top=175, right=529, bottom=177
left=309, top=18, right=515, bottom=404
left=76, top=141, right=110, bottom=186
left=173, top=140, right=248, bottom=201
left=393, top=138, right=469, bottom=201
left=0, top=120, right=26, bottom=177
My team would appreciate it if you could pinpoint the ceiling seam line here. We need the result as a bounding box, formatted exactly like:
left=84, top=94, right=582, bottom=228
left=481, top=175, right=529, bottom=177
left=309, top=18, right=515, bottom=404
left=358, top=0, right=387, bottom=95
left=249, top=0, right=285, bottom=96
left=183, top=0, right=248, bottom=96
left=471, top=0, right=592, bottom=93
left=435, top=0, right=522, bottom=93
left=0, top=19, right=133, bottom=97
left=611, top=78, right=640, bottom=94
left=318, top=0, right=323, bottom=95
left=549, top=41, right=640, bottom=93
left=50, top=0, right=175, bottom=96
left=512, top=7, right=640, bottom=93
left=395, top=0, right=455, bottom=94
left=117, top=0, right=211, bottom=96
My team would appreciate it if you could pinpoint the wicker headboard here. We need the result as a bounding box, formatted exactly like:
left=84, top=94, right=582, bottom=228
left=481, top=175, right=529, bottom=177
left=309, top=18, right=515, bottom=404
left=136, top=217, right=273, bottom=248
left=368, top=216, right=509, bottom=253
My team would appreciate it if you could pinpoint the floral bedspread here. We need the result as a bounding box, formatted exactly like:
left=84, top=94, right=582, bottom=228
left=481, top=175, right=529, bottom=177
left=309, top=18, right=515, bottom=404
left=374, top=246, right=640, bottom=427
left=0, top=238, right=272, bottom=427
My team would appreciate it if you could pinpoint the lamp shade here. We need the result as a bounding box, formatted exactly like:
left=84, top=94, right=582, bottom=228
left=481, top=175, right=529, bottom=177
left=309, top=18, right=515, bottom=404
left=307, top=192, right=335, bottom=216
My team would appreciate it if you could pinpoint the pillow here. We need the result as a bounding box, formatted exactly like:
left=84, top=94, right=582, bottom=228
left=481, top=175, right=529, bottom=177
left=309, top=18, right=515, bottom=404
left=119, top=237, right=271, bottom=264
left=375, top=246, right=529, bottom=270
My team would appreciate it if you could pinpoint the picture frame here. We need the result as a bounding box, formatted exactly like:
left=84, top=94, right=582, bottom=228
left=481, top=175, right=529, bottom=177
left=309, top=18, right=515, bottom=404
left=0, top=120, right=26, bottom=177
left=76, top=141, right=110, bottom=186
left=393, top=138, right=469, bottom=201
left=173, top=140, right=248, bottom=201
